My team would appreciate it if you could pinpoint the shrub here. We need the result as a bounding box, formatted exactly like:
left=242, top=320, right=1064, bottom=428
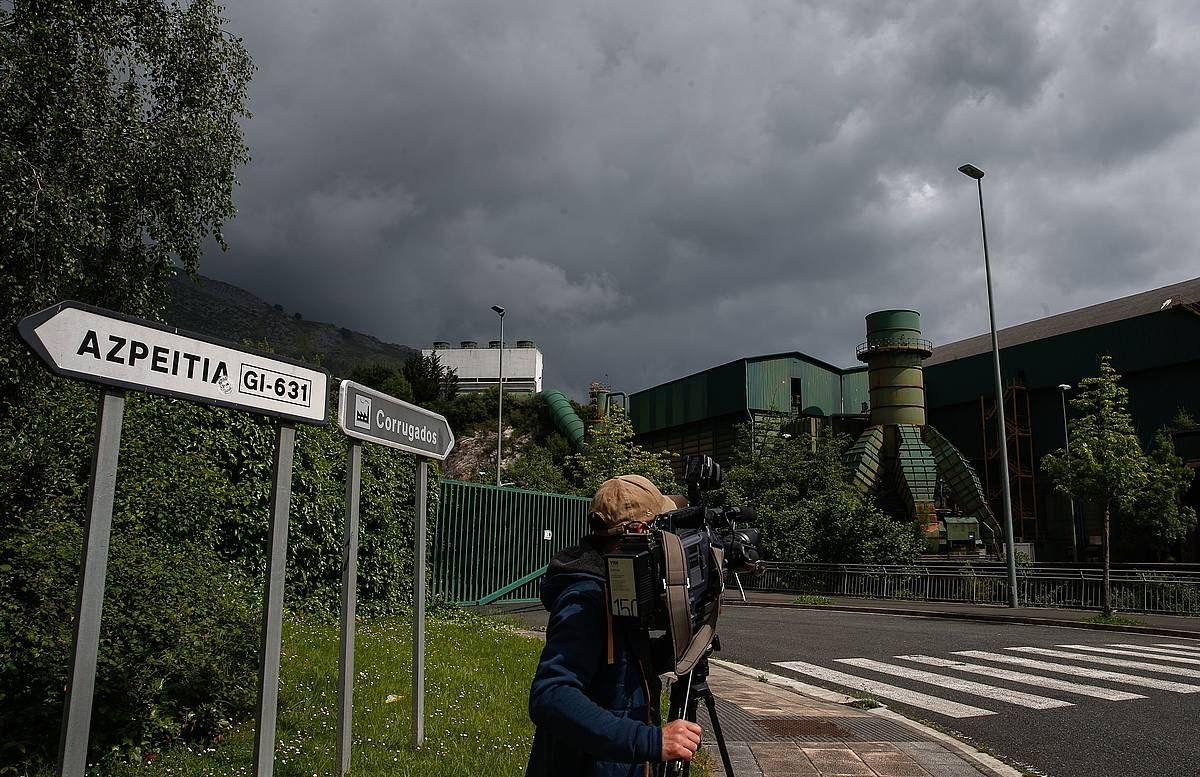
left=0, top=376, right=427, bottom=769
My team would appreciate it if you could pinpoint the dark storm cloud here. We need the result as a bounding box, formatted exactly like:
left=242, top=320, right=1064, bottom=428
left=205, top=1, right=1200, bottom=397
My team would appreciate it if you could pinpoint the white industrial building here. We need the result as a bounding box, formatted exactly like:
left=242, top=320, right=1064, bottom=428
left=423, top=340, right=544, bottom=394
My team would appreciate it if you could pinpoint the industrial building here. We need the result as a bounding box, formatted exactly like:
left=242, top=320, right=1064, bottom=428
left=630, top=276, right=1200, bottom=562
left=424, top=340, right=543, bottom=394
left=630, top=351, right=870, bottom=475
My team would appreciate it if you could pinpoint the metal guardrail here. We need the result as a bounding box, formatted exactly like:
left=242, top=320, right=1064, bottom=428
left=855, top=337, right=934, bottom=357
left=742, top=562, right=1200, bottom=615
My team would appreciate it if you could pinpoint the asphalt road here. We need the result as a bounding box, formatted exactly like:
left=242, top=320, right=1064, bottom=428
left=711, top=606, right=1200, bottom=777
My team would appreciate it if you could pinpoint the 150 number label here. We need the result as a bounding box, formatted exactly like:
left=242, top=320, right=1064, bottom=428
left=240, top=364, right=313, bottom=407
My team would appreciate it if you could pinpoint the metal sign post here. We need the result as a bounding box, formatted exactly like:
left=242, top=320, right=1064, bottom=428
left=18, top=301, right=328, bottom=777
left=334, top=381, right=453, bottom=769
left=335, top=440, right=362, bottom=776
left=56, top=389, right=124, bottom=777
left=412, top=459, right=429, bottom=747
left=252, top=422, right=296, bottom=777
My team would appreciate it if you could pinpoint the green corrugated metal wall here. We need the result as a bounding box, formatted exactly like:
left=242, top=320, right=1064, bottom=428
left=842, top=369, right=870, bottom=414
left=744, top=356, right=845, bottom=415
left=633, top=353, right=870, bottom=438
left=745, top=357, right=793, bottom=413
left=631, top=359, right=746, bottom=434
left=792, top=359, right=841, bottom=416
left=432, top=480, right=590, bottom=604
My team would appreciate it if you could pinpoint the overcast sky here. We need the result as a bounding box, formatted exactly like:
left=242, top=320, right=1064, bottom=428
left=204, top=1, right=1200, bottom=398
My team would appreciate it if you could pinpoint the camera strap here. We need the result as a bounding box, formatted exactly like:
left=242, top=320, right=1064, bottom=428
left=660, top=530, right=724, bottom=676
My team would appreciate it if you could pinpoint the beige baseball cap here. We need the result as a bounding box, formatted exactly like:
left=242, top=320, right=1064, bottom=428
left=589, top=474, right=677, bottom=535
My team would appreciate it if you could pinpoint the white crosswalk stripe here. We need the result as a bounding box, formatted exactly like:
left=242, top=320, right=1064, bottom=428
left=773, top=660, right=996, bottom=718
left=1155, top=643, right=1200, bottom=655
left=1008, top=646, right=1200, bottom=678
left=952, top=649, right=1200, bottom=693
left=835, top=657, right=1072, bottom=709
left=895, top=655, right=1146, bottom=701
left=1116, top=644, right=1200, bottom=659
left=1058, top=644, right=1200, bottom=665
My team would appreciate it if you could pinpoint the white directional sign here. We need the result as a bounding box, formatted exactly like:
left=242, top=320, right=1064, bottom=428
left=19, top=301, right=329, bottom=425
left=337, top=380, right=454, bottom=460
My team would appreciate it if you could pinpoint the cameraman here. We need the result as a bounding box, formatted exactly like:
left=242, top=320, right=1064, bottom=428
left=525, top=474, right=702, bottom=777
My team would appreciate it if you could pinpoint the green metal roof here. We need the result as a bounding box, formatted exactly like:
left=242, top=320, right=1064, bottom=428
left=631, top=351, right=868, bottom=434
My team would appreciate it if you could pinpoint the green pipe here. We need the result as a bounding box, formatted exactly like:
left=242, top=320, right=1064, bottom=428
left=542, top=390, right=586, bottom=450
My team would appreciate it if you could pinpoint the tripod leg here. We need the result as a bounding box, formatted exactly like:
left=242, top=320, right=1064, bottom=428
left=703, top=691, right=736, bottom=777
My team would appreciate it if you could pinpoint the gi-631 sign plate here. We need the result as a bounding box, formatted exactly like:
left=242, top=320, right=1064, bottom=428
left=19, top=301, right=329, bottom=425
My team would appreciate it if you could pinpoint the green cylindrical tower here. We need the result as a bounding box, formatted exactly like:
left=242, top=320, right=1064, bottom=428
left=857, top=310, right=933, bottom=427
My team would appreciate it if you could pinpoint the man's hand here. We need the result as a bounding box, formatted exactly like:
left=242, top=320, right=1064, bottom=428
left=661, top=719, right=703, bottom=762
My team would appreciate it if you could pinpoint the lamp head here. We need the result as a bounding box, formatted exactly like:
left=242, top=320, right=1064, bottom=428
left=1057, top=383, right=1072, bottom=391
left=491, top=305, right=506, bottom=317
left=958, top=163, right=985, bottom=180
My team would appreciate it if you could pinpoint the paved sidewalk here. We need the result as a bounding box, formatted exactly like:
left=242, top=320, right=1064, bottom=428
left=724, top=591, right=1200, bottom=636
left=697, top=662, right=1018, bottom=777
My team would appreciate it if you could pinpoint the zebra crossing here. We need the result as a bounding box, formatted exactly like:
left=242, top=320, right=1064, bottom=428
left=773, top=641, right=1200, bottom=719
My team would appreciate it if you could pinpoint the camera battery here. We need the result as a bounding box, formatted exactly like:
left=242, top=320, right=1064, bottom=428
left=606, top=547, right=656, bottom=622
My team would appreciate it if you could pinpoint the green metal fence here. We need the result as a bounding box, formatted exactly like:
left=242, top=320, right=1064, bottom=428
left=432, top=480, right=590, bottom=605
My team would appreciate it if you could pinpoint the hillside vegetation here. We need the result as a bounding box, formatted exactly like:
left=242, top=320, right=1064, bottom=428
left=167, top=271, right=417, bottom=375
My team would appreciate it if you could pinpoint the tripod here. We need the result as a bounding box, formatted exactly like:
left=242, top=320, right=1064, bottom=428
left=666, top=638, right=735, bottom=777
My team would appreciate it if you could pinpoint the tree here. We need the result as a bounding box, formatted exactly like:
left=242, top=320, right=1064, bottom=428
left=722, top=429, right=922, bottom=564
left=403, top=351, right=457, bottom=405
left=568, top=407, right=678, bottom=495
left=506, top=442, right=572, bottom=494
left=1129, top=430, right=1196, bottom=560
left=348, top=364, right=414, bottom=402
left=0, top=1, right=253, bottom=401
left=1042, top=356, right=1148, bottom=615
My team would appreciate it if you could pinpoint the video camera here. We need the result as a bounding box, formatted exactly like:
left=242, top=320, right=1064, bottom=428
left=603, top=455, right=763, bottom=638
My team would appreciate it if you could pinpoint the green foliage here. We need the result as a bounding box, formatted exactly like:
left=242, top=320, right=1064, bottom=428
left=403, top=351, right=458, bottom=405
left=95, top=615, right=544, bottom=776
left=722, top=430, right=922, bottom=564
left=1128, top=430, right=1197, bottom=557
left=1040, top=357, right=1195, bottom=562
left=506, top=440, right=572, bottom=494
left=1041, top=356, right=1147, bottom=518
left=0, top=0, right=253, bottom=400
left=1166, top=408, right=1200, bottom=432
left=1086, top=612, right=1142, bottom=626
left=348, top=363, right=414, bottom=402
left=567, top=407, right=678, bottom=495
left=0, top=379, right=428, bottom=769
left=791, top=594, right=834, bottom=606
left=439, top=388, right=497, bottom=436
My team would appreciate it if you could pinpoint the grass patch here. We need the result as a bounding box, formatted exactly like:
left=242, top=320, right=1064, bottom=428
left=791, top=594, right=834, bottom=606
left=93, top=611, right=543, bottom=777
left=847, top=690, right=881, bottom=710
left=1086, top=612, right=1142, bottom=626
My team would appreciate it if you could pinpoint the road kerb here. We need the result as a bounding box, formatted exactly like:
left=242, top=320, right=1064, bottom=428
left=725, top=598, right=1200, bottom=639
left=710, top=657, right=1026, bottom=777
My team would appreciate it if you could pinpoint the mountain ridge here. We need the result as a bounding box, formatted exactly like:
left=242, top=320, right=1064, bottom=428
left=166, top=271, right=416, bottom=376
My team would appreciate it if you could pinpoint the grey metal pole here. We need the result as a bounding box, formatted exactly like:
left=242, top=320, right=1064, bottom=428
left=253, top=423, right=296, bottom=777
left=496, top=313, right=504, bottom=487
left=336, top=441, right=363, bottom=776
left=1060, top=388, right=1078, bottom=563
left=974, top=175, right=1020, bottom=608
left=412, top=459, right=429, bottom=746
left=57, top=389, right=125, bottom=777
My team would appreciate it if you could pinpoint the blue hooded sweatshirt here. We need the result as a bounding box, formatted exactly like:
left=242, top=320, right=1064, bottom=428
left=525, top=537, right=663, bottom=777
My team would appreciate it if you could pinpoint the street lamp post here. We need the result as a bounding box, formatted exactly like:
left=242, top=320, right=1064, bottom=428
left=492, top=305, right=505, bottom=487
left=959, top=163, right=1019, bottom=608
left=1058, top=383, right=1078, bottom=562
